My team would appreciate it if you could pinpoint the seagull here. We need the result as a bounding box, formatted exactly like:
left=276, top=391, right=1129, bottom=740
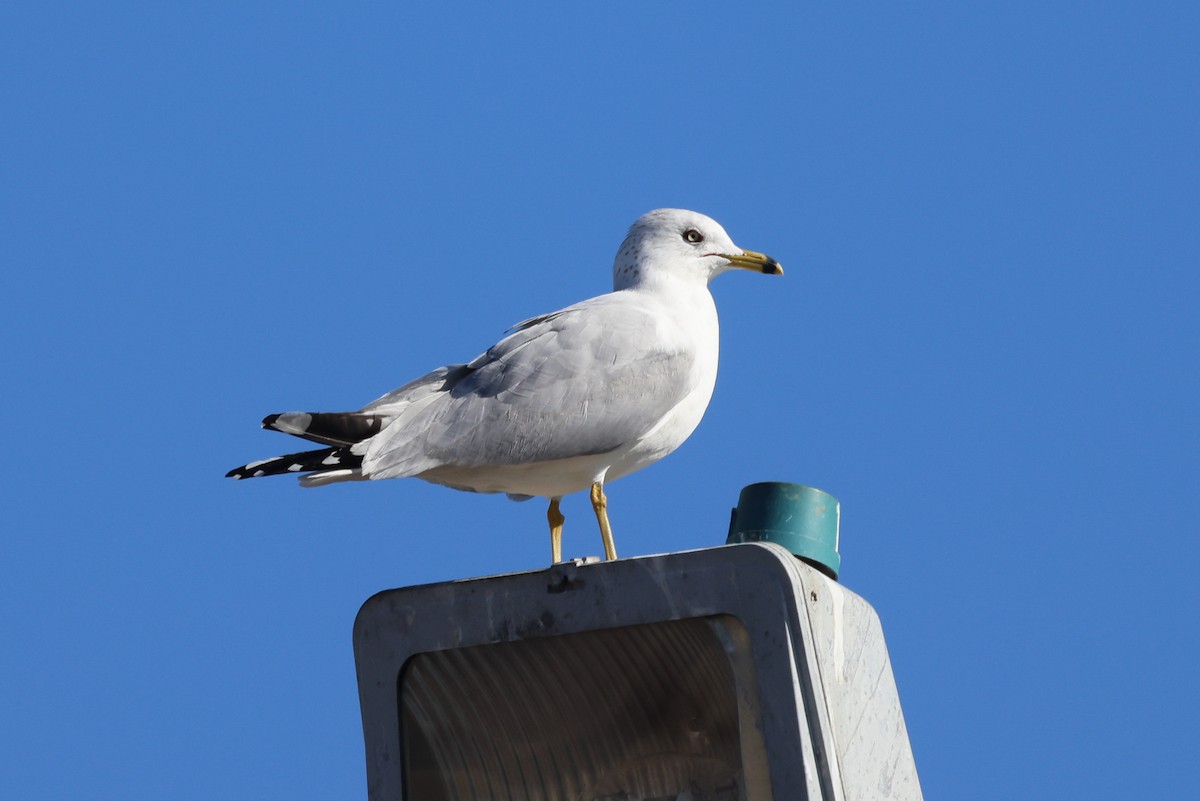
left=226, top=209, right=782, bottom=562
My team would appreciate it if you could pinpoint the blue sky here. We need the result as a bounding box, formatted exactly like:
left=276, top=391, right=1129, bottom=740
left=2, top=2, right=1197, bottom=798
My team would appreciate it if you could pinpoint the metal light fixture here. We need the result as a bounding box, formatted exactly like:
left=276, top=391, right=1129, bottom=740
left=354, top=487, right=922, bottom=800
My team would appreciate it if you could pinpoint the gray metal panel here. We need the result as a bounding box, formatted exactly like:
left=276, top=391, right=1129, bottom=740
left=763, top=551, right=921, bottom=801
left=778, top=555, right=924, bottom=801
left=353, top=542, right=921, bottom=801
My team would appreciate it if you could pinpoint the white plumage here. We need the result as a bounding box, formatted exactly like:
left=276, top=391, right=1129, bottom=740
left=227, top=208, right=782, bottom=561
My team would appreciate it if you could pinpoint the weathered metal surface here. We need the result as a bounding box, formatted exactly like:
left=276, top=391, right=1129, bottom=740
left=788, top=558, right=924, bottom=801
left=354, top=543, right=922, bottom=801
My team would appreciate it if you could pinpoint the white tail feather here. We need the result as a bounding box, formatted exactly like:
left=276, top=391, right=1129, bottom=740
left=298, top=469, right=366, bottom=488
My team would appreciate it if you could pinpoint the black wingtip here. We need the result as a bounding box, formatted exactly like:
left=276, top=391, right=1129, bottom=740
left=261, top=413, right=281, bottom=430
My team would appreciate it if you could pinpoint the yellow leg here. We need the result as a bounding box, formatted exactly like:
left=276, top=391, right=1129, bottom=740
left=590, top=482, right=617, bottom=560
left=547, top=498, right=565, bottom=564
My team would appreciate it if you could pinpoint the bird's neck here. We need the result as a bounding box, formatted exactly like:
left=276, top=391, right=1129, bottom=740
left=613, top=263, right=711, bottom=294
left=618, top=275, right=720, bottom=357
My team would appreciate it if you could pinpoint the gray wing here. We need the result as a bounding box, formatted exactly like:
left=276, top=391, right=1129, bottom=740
left=361, top=295, right=695, bottom=479
left=362, top=364, right=473, bottom=413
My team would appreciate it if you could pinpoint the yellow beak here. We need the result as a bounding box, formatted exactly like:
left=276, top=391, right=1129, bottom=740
left=722, top=249, right=784, bottom=275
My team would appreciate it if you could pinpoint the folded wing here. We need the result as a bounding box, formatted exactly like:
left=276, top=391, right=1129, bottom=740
left=362, top=295, right=695, bottom=479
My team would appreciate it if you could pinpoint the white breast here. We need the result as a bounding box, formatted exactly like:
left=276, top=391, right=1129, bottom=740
left=604, top=284, right=720, bottom=482
left=413, top=282, right=722, bottom=499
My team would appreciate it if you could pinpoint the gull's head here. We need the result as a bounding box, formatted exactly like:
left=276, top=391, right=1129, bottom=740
left=613, top=208, right=783, bottom=291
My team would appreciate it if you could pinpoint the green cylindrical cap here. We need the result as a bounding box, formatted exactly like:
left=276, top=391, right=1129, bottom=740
left=726, top=482, right=842, bottom=579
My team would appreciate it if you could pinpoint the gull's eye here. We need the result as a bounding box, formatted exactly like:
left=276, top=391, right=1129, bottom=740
left=682, top=228, right=705, bottom=244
